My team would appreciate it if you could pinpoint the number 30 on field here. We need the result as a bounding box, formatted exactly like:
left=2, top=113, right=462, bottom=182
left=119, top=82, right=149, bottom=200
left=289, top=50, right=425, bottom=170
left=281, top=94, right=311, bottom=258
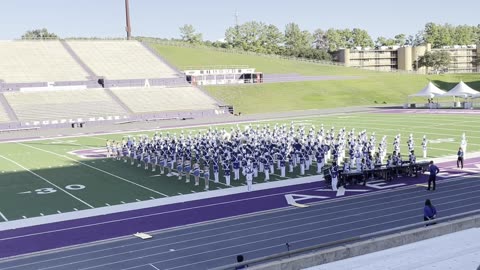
left=34, top=185, right=86, bottom=194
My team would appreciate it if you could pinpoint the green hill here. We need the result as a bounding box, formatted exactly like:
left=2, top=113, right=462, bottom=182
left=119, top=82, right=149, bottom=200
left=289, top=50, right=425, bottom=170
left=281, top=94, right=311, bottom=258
left=151, top=44, right=480, bottom=114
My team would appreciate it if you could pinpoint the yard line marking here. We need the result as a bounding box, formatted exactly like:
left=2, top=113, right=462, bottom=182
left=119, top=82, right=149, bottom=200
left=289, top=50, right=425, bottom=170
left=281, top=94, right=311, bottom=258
left=271, top=174, right=291, bottom=179
left=121, top=201, right=126, bottom=204
left=150, top=197, right=155, bottom=200
left=0, top=212, right=8, bottom=222
left=73, top=208, right=78, bottom=211
left=0, top=155, right=94, bottom=209
left=40, top=213, right=44, bottom=216
left=177, top=193, right=183, bottom=195
left=213, top=181, right=229, bottom=187
left=191, top=190, right=196, bottom=193
left=57, top=211, right=62, bottom=214
left=105, top=203, right=110, bottom=206
left=22, top=216, right=27, bottom=219
left=136, top=199, right=141, bottom=202
left=17, top=143, right=169, bottom=198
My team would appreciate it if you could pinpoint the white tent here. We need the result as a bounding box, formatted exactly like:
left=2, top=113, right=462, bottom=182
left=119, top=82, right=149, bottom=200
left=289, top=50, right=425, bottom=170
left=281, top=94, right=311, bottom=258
left=408, top=82, right=446, bottom=97
left=443, top=81, right=479, bottom=97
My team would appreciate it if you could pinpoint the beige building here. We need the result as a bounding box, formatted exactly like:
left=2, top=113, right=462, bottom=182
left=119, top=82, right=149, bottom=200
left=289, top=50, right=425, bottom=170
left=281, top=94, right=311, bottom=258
left=334, top=43, right=479, bottom=73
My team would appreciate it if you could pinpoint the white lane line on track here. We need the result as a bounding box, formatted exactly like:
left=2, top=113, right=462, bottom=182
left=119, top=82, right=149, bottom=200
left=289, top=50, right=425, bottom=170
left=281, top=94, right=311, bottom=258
left=133, top=206, right=480, bottom=270
left=149, top=264, right=160, bottom=270
left=76, top=201, right=480, bottom=270
left=0, top=155, right=94, bottom=209
left=9, top=178, right=480, bottom=270
left=17, top=143, right=168, bottom=198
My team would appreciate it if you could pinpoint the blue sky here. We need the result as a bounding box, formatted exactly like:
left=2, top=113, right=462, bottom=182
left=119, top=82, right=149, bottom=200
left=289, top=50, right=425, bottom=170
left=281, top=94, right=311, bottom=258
left=1, top=0, right=478, bottom=41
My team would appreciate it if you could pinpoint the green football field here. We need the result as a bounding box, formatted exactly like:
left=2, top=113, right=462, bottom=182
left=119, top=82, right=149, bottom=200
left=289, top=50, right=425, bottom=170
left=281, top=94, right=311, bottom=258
left=0, top=112, right=478, bottom=222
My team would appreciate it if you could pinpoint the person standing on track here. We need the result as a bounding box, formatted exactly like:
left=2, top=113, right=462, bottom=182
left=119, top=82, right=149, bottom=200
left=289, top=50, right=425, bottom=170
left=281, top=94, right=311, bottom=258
left=423, top=199, right=437, bottom=226
left=457, top=147, right=464, bottom=169
left=235, top=255, right=248, bottom=269
left=427, top=161, right=439, bottom=191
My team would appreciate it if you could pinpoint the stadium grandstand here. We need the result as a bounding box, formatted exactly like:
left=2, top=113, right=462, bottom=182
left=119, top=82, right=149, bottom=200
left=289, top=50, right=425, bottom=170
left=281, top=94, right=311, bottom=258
left=66, top=40, right=180, bottom=80
left=0, top=101, right=11, bottom=123
left=0, top=40, right=90, bottom=84
left=3, top=88, right=128, bottom=123
left=111, top=86, right=219, bottom=114
left=0, top=40, right=226, bottom=129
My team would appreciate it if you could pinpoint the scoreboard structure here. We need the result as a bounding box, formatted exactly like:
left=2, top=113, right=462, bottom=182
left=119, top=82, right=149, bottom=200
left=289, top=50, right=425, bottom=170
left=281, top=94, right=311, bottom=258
left=183, top=66, right=263, bottom=86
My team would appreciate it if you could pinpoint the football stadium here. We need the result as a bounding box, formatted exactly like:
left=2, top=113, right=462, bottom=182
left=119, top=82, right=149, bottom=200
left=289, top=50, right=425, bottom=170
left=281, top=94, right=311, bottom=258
left=0, top=1, right=480, bottom=270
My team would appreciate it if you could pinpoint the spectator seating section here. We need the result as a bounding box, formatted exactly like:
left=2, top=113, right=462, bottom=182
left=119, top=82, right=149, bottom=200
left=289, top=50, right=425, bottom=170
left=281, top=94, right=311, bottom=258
left=0, top=102, right=10, bottom=123
left=67, top=41, right=178, bottom=80
left=3, top=89, right=127, bottom=121
left=0, top=41, right=89, bottom=83
left=111, top=86, right=218, bottom=113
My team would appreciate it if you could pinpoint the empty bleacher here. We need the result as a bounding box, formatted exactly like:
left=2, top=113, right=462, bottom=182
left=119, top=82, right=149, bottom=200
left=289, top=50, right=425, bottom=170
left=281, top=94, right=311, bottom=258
left=3, top=89, right=127, bottom=121
left=67, top=41, right=179, bottom=80
left=111, top=86, right=218, bottom=113
left=0, top=41, right=89, bottom=83
left=0, top=101, right=11, bottom=123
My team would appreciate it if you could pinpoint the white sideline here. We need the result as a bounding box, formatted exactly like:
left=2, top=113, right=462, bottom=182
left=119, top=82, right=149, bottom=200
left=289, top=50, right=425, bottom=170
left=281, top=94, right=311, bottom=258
left=0, top=175, right=322, bottom=231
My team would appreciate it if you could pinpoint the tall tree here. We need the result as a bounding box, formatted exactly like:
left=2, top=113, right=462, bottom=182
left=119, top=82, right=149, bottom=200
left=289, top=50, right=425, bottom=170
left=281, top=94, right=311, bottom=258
left=350, top=28, right=374, bottom=48
left=324, top=28, right=351, bottom=51
left=424, top=22, right=443, bottom=47
left=417, top=51, right=451, bottom=73
left=179, top=24, right=202, bottom=44
left=452, top=25, right=477, bottom=45
left=394, top=34, right=406, bottom=46
left=225, top=21, right=282, bottom=54
left=21, top=28, right=58, bottom=39
left=406, top=31, right=425, bottom=46
left=313, top=29, right=328, bottom=50
left=375, top=36, right=396, bottom=47
left=423, top=22, right=480, bottom=47
left=263, top=24, right=284, bottom=54
left=284, top=23, right=313, bottom=50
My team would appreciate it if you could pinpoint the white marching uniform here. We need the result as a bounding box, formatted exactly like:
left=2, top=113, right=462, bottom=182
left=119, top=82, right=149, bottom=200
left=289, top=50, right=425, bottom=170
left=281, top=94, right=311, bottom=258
left=245, top=166, right=254, bottom=192
left=461, top=133, right=467, bottom=155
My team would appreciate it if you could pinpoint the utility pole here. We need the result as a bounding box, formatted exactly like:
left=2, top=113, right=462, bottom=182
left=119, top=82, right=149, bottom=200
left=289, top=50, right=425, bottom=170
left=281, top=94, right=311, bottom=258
left=125, top=0, right=132, bottom=40
left=234, top=10, right=239, bottom=46
left=235, top=10, right=239, bottom=28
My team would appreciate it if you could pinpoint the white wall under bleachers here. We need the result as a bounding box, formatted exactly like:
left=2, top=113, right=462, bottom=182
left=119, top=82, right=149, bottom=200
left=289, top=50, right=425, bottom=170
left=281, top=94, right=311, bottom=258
left=111, top=86, right=218, bottom=114
left=0, top=41, right=89, bottom=83
left=67, top=41, right=178, bottom=80
left=3, top=89, right=127, bottom=121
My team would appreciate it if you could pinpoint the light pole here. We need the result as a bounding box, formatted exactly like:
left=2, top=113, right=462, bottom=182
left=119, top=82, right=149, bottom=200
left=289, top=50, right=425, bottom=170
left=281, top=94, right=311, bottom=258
left=125, top=0, right=132, bottom=40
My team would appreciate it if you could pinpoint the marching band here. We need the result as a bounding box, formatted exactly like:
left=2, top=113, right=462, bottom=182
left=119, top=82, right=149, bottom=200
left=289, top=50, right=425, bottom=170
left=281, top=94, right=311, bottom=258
left=105, top=122, right=433, bottom=191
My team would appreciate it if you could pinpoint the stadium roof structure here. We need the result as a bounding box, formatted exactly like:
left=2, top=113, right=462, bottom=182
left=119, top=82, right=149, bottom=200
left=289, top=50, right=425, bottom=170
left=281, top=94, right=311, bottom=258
left=443, top=81, right=479, bottom=97
left=408, top=82, right=446, bottom=97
